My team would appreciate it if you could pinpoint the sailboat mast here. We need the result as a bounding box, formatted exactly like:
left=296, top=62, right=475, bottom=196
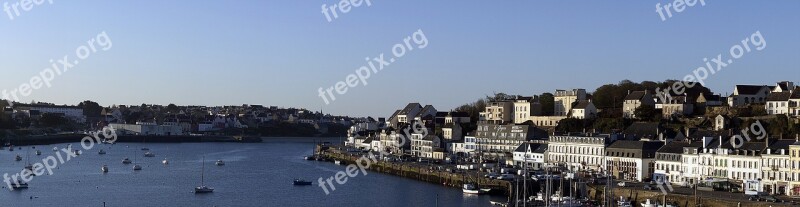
left=201, top=156, right=205, bottom=186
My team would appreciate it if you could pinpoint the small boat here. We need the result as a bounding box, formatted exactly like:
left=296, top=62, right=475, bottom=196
left=141, top=148, right=150, bottom=151
left=73, top=150, right=81, bottom=156
left=9, top=146, right=14, bottom=151
left=101, top=165, right=109, bottom=173
left=463, top=183, right=483, bottom=194
left=10, top=180, right=28, bottom=189
left=133, top=164, right=142, bottom=171
left=52, top=147, right=58, bottom=151
left=98, top=149, right=107, bottom=155
left=334, top=160, right=343, bottom=165
left=35, top=150, right=42, bottom=156
left=15, top=154, right=22, bottom=161
left=144, top=151, right=155, bottom=157
left=215, top=160, right=225, bottom=166
left=122, top=158, right=132, bottom=164
left=304, top=155, right=315, bottom=160
left=195, top=156, right=214, bottom=194
left=162, top=158, right=169, bottom=165
left=293, top=179, right=312, bottom=186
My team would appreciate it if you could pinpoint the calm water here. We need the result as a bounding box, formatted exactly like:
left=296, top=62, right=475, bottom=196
left=0, top=138, right=499, bottom=207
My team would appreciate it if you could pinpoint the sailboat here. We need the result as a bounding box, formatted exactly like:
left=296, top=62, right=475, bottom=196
left=132, top=148, right=142, bottom=171
left=101, top=165, right=109, bottom=173
left=24, top=148, right=34, bottom=176
left=162, top=158, right=169, bottom=165
left=195, top=156, right=214, bottom=194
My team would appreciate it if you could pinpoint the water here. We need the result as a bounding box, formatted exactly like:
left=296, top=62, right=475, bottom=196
left=0, top=138, right=500, bottom=207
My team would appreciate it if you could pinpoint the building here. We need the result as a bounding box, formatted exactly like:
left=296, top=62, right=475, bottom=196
left=623, top=91, right=655, bottom=119
left=570, top=100, right=596, bottom=119
left=761, top=140, right=793, bottom=195
left=789, top=139, right=800, bottom=196
left=766, top=92, right=792, bottom=115
left=654, top=141, right=697, bottom=185
left=13, top=103, right=86, bottom=123
left=396, top=103, right=423, bottom=124
left=728, top=85, right=770, bottom=107
left=109, top=122, right=185, bottom=136
left=475, top=124, right=548, bottom=157
left=512, top=143, right=548, bottom=170
left=463, top=135, right=478, bottom=156
left=548, top=133, right=618, bottom=172
left=714, top=115, right=730, bottom=131
left=513, top=96, right=541, bottom=124
left=554, top=89, right=586, bottom=116
left=660, top=95, right=694, bottom=118
left=605, top=140, right=664, bottom=182
left=530, top=116, right=567, bottom=127
left=411, top=134, right=441, bottom=159
left=481, top=101, right=513, bottom=125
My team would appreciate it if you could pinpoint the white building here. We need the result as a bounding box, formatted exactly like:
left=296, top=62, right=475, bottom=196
left=548, top=133, right=618, bottom=172
left=475, top=124, right=548, bottom=157
left=513, top=143, right=548, bottom=170
left=513, top=96, right=541, bottom=124
left=109, top=122, right=185, bottom=136
left=605, top=140, right=664, bottom=182
left=13, top=104, right=86, bottom=123
left=728, top=85, right=770, bottom=107
left=554, top=89, right=586, bottom=116
left=570, top=100, right=596, bottom=119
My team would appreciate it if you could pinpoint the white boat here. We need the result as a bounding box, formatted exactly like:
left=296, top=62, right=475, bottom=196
left=462, top=183, right=484, bottom=194
left=163, top=158, right=169, bottom=165
left=74, top=150, right=81, bottom=156
left=122, top=158, right=132, bottom=164
left=98, top=149, right=107, bottom=155
left=35, top=150, right=42, bottom=156
left=334, top=160, right=343, bottom=165
left=15, top=154, right=22, bottom=161
left=101, top=165, right=109, bottom=173
left=215, top=160, right=225, bottom=166
left=133, top=164, right=142, bottom=171
left=52, top=147, right=58, bottom=151
left=144, top=151, right=155, bottom=157
left=195, top=156, right=214, bottom=194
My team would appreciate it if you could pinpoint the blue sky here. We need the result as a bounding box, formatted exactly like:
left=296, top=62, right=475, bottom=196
left=1, top=1, right=798, bottom=117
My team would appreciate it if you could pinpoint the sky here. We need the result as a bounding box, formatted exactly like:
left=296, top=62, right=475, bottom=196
left=1, top=1, right=798, bottom=118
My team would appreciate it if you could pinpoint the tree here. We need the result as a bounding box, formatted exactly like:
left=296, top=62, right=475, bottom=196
left=539, top=93, right=554, bottom=116
left=166, top=104, right=179, bottom=113
left=78, top=100, right=103, bottom=117
left=555, top=118, right=592, bottom=132
left=634, top=105, right=659, bottom=121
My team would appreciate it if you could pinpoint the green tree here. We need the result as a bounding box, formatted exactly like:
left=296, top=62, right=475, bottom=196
left=78, top=100, right=103, bottom=117
left=634, top=105, right=659, bottom=121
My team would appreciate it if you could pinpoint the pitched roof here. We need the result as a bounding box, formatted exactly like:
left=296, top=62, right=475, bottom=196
left=735, top=85, right=768, bottom=95
left=767, top=92, right=791, bottom=102
left=624, top=122, right=661, bottom=137
left=514, top=143, right=548, bottom=153
left=608, top=140, right=664, bottom=151
left=657, top=141, right=693, bottom=154
left=573, top=101, right=593, bottom=109
left=398, top=103, right=421, bottom=115
left=624, top=91, right=647, bottom=101
left=766, top=140, right=794, bottom=154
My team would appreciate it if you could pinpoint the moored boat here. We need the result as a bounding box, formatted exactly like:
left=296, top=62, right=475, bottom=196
left=101, top=165, right=109, bottom=173
left=215, top=160, right=225, bottom=166
left=293, top=179, right=312, bottom=186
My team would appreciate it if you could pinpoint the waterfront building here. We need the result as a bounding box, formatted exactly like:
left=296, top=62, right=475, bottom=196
left=548, top=133, right=618, bottom=172
left=512, top=143, right=547, bottom=170
left=761, top=140, right=793, bottom=195
left=13, top=103, right=86, bottom=123
left=789, top=139, right=800, bottom=196
left=411, top=133, right=441, bottom=159
left=109, top=122, right=186, bottom=136
left=605, top=140, right=663, bottom=182
left=475, top=123, right=547, bottom=157
left=654, top=141, right=698, bottom=186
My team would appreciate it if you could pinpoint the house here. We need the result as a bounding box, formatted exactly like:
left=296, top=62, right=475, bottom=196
left=696, top=93, right=724, bottom=107
left=397, top=103, right=423, bottom=124
left=548, top=133, right=619, bottom=172
left=605, top=140, right=664, bottom=182
left=481, top=101, right=513, bottom=124
left=413, top=105, right=438, bottom=123
left=512, top=143, right=548, bottom=170
left=623, top=122, right=686, bottom=142
left=728, top=85, right=770, bottom=107
left=442, top=122, right=464, bottom=141
left=623, top=91, right=655, bottom=119
left=661, top=95, right=694, bottom=118
left=766, top=92, right=792, bottom=115
left=771, top=81, right=795, bottom=93
left=570, top=100, right=596, bottom=119
left=554, top=89, right=587, bottom=116
left=513, top=96, right=542, bottom=124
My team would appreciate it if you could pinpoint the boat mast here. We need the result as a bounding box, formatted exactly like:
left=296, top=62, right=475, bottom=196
left=201, top=156, right=205, bottom=186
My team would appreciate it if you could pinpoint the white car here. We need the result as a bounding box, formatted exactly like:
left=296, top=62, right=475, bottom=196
left=617, top=182, right=626, bottom=187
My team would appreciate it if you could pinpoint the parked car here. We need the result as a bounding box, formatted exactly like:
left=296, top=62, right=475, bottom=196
left=748, top=195, right=761, bottom=201
left=643, top=184, right=654, bottom=190
left=617, top=182, right=626, bottom=187
left=763, top=195, right=783, bottom=203
left=485, top=173, right=499, bottom=179
left=496, top=174, right=516, bottom=181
